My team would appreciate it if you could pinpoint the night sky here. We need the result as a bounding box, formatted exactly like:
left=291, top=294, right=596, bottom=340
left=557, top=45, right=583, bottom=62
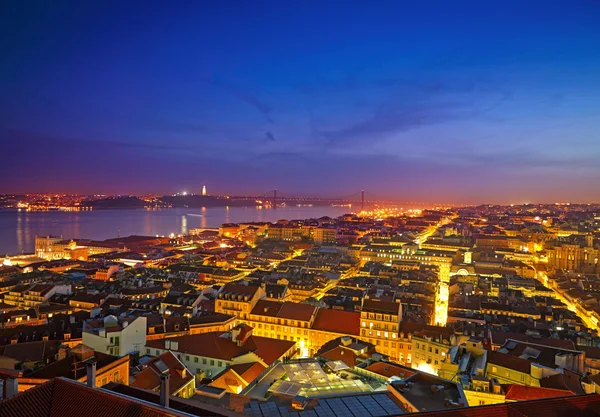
left=2, top=1, right=600, bottom=204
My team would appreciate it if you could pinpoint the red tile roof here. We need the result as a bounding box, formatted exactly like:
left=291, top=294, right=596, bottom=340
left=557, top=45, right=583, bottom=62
left=312, top=309, right=360, bottom=335
left=220, top=283, right=260, bottom=297
left=278, top=302, right=317, bottom=322
left=503, top=384, right=572, bottom=401
left=229, top=362, right=266, bottom=384
left=491, top=331, right=576, bottom=350
left=362, top=299, right=401, bottom=315
left=487, top=350, right=532, bottom=374
left=412, top=393, right=600, bottom=417
left=146, top=332, right=294, bottom=365
left=250, top=301, right=316, bottom=322
left=131, top=351, right=193, bottom=395
left=0, top=377, right=231, bottom=417
left=365, top=362, right=417, bottom=379
left=251, top=300, right=283, bottom=317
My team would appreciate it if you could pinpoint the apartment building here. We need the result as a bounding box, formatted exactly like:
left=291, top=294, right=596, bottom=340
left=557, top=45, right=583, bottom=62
left=144, top=325, right=296, bottom=379
left=214, top=283, right=266, bottom=320
left=83, top=315, right=147, bottom=356
left=360, top=299, right=402, bottom=361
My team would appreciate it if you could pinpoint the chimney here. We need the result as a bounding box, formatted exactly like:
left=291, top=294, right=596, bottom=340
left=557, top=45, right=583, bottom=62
left=160, top=373, right=170, bottom=408
left=58, top=345, right=69, bottom=361
left=3, top=377, right=18, bottom=399
left=86, top=360, right=97, bottom=388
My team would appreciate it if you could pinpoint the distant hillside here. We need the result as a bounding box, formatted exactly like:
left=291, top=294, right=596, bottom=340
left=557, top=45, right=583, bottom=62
left=88, top=196, right=148, bottom=208
left=160, top=195, right=258, bottom=207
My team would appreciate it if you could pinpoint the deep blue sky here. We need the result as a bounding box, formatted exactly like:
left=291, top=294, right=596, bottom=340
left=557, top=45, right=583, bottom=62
left=1, top=0, right=600, bottom=204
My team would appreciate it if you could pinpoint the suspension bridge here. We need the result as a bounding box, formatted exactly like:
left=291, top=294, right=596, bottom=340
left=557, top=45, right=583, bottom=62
left=229, top=190, right=445, bottom=210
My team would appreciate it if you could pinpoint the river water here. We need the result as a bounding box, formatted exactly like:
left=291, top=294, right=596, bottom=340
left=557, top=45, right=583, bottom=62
left=0, top=206, right=351, bottom=255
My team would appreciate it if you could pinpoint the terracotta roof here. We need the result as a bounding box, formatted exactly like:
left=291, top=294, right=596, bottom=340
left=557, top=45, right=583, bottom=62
left=250, top=301, right=316, bottom=322
left=278, top=302, right=316, bottom=322
left=487, top=350, right=532, bottom=374
left=228, top=362, right=266, bottom=384
left=0, top=340, right=61, bottom=363
left=365, top=362, right=416, bottom=379
left=500, top=339, right=584, bottom=371
left=251, top=300, right=283, bottom=317
left=131, top=351, right=193, bottom=395
left=146, top=332, right=294, bottom=365
left=104, top=382, right=242, bottom=416
left=362, top=299, right=401, bottom=315
left=220, top=283, right=260, bottom=297
left=579, top=345, right=600, bottom=359
left=319, top=346, right=359, bottom=366
left=541, top=370, right=586, bottom=395
left=316, top=337, right=376, bottom=367
left=312, top=309, right=360, bottom=335
left=0, top=377, right=233, bottom=417
left=503, top=384, right=572, bottom=401
left=28, top=351, right=127, bottom=381
left=188, top=313, right=234, bottom=326
left=491, top=331, right=576, bottom=350
left=412, top=393, right=600, bottom=417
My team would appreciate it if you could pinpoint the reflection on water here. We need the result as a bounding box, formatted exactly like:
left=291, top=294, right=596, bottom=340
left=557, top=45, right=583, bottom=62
left=181, top=215, right=187, bottom=235
left=0, top=206, right=349, bottom=254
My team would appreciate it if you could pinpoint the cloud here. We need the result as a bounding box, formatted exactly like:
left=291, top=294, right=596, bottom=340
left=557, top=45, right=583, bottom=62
left=204, top=78, right=273, bottom=123
left=317, top=101, right=462, bottom=148
left=264, top=131, right=276, bottom=142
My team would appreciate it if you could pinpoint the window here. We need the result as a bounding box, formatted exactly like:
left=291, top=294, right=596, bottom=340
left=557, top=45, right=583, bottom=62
left=210, top=360, right=215, bottom=366
left=203, top=358, right=207, bottom=365
left=186, top=355, right=190, bottom=362
left=156, top=350, right=160, bottom=356
left=146, top=348, right=151, bottom=355
left=194, top=357, right=199, bottom=363
left=492, top=366, right=497, bottom=373
left=218, top=361, right=223, bottom=367
left=416, top=343, right=420, bottom=349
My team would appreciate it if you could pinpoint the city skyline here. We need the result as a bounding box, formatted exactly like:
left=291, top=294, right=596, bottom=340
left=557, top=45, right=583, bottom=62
left=2, top=1, right=600, bottom=204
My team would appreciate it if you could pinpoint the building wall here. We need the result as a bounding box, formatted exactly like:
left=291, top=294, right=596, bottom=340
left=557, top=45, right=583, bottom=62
left=359, top=310, right=401, bottom=361
left=119, top=317, right=147, bottom=355
left=83, top=317, right=146, bottom=356
left=411, top=336, right=450, bottom=375
left=463, top=389, right=506, bottom=406
left=215, top=288, right=265, bottom=320
left=485, top=363, right=540, bottom=387
left=547, top=244, right=599, bottom=272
